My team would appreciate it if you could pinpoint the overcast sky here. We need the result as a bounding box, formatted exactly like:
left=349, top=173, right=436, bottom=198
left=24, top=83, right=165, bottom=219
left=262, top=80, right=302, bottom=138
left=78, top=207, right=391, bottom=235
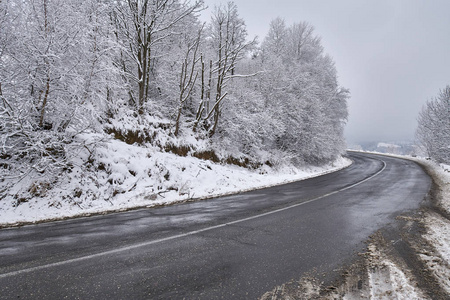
left=200, top=0, right=450, bottom=144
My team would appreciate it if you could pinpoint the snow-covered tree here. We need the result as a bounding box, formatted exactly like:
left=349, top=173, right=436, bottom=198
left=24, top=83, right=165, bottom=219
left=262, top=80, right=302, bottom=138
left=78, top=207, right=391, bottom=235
left=261, top=17, right=287, bottom=59
left=416, top=86, right=450, bottom=163
left=199, top=1, right=257, bottom=137
left=257, top=20, right=348, bottom=164
left=0, top=0, right=117, bottom=200
left=173, top=24, right=204, bottom=136
left=112, top=0, right=204, bottom=115
left=1, top=0, right=350, bottom=204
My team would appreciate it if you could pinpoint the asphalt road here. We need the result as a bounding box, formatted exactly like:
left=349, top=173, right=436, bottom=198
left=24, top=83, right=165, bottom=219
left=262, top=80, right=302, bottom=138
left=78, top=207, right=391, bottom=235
left=0, top=152, right=431, bottom=299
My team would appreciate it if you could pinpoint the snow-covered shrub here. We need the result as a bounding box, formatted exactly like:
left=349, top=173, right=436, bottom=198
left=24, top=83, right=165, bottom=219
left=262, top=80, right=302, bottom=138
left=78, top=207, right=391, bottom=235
left=417, top=86, right=450, bottom=164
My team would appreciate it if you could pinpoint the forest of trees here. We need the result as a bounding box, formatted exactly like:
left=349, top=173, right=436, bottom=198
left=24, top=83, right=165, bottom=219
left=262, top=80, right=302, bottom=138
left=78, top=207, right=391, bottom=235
left=0, top=0, right=348, bottom=197
left=416, top=86, right=450, bottom=163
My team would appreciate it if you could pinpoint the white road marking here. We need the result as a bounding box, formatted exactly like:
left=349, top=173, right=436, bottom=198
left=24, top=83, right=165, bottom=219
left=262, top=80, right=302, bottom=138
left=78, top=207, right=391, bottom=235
left=0, top=159, right=386, bottom=279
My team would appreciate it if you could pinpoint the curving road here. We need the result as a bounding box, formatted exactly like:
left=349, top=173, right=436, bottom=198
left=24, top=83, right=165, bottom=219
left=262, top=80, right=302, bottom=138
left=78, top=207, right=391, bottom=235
left=0, top=152, right=431, bottom=299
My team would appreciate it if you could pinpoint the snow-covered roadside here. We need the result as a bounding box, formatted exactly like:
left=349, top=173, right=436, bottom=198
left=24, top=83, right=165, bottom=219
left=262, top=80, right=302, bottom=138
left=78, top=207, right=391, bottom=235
left=399, top=156, right=450, bottom=297
left=364, top=243, right=429, bottom=300
left=350, top=150, right=450, bottom=298
left=420, top=212, right=450, bottom=294
left=0, top=137, right=351, bottom=227
left=414, top=160, right=450, bottom=214
left=261, top=151, right=450, bottom=299
left=367, top=259, right=425, bottom=300
left=405, top=155, right=450, bottom=296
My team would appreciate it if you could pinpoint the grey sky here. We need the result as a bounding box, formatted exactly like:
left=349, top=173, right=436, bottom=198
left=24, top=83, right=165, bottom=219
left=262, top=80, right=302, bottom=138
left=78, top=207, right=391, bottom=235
left=200, top=0, right=450, bottom=144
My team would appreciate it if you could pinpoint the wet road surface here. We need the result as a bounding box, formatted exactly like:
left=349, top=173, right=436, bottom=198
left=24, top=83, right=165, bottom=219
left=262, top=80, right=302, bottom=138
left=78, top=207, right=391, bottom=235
left=0, top=152, right=431, bottom=299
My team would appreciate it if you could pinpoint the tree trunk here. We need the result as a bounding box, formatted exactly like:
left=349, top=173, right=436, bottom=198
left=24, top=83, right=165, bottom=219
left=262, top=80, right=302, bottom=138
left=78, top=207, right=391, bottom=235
left=39, top=77, right=50, bottom=128
left=207, top=60, right=212, bottom=114
left=174, top=105, right=182, bottom=136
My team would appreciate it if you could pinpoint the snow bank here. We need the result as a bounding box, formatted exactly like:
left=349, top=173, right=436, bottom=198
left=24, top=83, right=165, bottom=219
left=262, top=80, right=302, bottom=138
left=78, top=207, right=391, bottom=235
left=0, top=136, right=351, bottom=227
left=411, top=158, right=450, bottom=214
left=421, top=213, right=450, bottom=294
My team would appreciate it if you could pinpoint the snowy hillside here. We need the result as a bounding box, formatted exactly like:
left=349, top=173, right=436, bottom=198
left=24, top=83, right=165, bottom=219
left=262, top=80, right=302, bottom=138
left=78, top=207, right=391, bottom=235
left=0, top=128, right=351, bottom=226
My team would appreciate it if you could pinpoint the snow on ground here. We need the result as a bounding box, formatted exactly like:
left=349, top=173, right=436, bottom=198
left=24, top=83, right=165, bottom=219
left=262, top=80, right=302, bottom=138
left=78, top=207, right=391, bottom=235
left=368, top=258, right=427, bottom=300
left=366, top=244, right=429, bottom=300
left=376, top=142, right=400, bottom=149
left=420, top=212, right=450, bottom=294
left=0, top=136, right=351, bottom=227
left=441, top=163, right=450, bottom=173
left=410, top=158, right=450, bottom=214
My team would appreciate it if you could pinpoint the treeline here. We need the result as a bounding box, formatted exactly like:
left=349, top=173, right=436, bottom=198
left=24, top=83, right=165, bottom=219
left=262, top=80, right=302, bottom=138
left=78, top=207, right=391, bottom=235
left=416, top=86, right=450, bottom=163
left=0, top=0, right=348, bottom=181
